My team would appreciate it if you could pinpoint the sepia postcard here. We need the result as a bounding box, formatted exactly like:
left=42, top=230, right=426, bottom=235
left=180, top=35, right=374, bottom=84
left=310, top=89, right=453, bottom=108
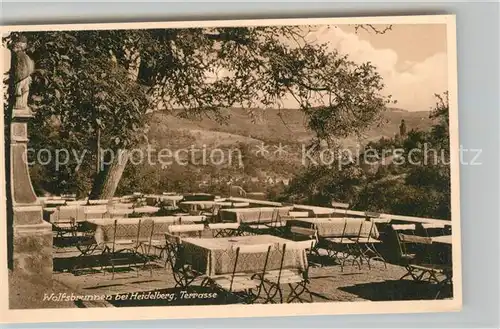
left=0, top=14, right=461, bottom=324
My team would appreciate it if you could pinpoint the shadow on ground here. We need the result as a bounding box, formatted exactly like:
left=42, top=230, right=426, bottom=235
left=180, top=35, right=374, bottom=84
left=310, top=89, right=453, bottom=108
left=53, top=252, right=155, bottom=276
left=339, top=279, right=453, bottom=301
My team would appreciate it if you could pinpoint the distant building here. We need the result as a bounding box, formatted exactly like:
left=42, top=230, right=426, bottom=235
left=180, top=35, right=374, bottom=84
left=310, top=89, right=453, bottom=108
left=399, top=119, right=407, bottom=138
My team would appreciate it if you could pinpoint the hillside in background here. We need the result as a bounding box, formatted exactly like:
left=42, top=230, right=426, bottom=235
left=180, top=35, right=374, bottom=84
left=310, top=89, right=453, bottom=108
left=147, top=107, right=434, bottom=149
left=116, top=106, right=436, bottom=197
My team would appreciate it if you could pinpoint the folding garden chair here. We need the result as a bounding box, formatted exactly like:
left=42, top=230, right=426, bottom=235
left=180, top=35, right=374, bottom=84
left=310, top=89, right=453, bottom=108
left=135, top=219, right=156, bottom=275
left=241, top=209, right=273, bottom=236
left=51, top=205, right=79, bottom=238
left=103, top=219, right=147, bottom=279
left=421, top=223, right=447, bottom=237
left=350, top=217, right=387, bottom=270
left=320, top=218, right=363, bottom=271
left=288, top=226, right=321, bottom=263
left=264, top=240, right=316, bottom=303
left=140, top=221, right=169, bottom=259
left=265, top=208, right=288, bottom=236
left=208, top=223, right=242, bottom=238
left=164, top=233, right=202, bottom=289
left=396, top=233, right=452, bottom=298
left=164, top=224, right=204, bottom=267
left=168, top=224, right=205, bottom=238
left=201, top=244, right=273, bottom=304
left=201, top=204, right=221, bottom=224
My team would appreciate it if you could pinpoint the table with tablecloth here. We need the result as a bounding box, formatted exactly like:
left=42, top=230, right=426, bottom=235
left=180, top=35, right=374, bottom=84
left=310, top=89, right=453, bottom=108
left=132, top=206, right=160, bottom=214
left=42, top=199, right=67, bottom=207
left=182, top=235, right=307, bottom=276
left=179, top=200, right=250, bottom=213
left=81, top=216, right=199, bottom=247
left=145, top=194, right=184, bottom=207
left=286, top=217, right=380, bottom=239
left=218, top=207, right=293, bottom=224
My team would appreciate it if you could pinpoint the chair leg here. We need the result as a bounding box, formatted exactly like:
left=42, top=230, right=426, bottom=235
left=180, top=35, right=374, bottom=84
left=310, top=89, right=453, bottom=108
left=400, top=266, right=420, bottom=281
left=287, top=281, right=313, bottom=303
left=368, top=243, right=387, bottom=269
left=262, top=281, right=282, bottom=304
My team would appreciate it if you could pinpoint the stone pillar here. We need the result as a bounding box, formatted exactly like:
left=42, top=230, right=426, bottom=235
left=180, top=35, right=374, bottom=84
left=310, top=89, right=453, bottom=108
left=7, top=35, right=53, bottom=278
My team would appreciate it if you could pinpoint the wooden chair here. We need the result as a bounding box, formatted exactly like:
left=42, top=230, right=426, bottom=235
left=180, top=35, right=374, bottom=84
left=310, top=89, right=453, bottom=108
left=208, top=223, right=242, bottom=238
left=420, top=223, right=447, bottom=237
left=135, top=219, right=156, bottom=275
left=168, top=224, right=204, bottom=238
left=241, top=209, right=273, bottom=236
left=331, top=201, right=350, bottom=209
left=265, top=208, right=288, bottom=236
left=289, top=226, right=321, bottom=265
left=140, top=220, right=170, bottom=259
left=201, top=204, right=221, bottom=224
left=263, top=240, right=316, bottom=303
left=163, top=233, right=201, bottom=289
left=103, top=219, right=147, bottom=279
left=397, top=233, right=452, bottom=298
left=201, top=244, right=273, bottom=304
left=320, top=218, right=362, bottom=271
left=350, top=216, right=387, bottom=270
left=51, top=205, right=79, bottom=238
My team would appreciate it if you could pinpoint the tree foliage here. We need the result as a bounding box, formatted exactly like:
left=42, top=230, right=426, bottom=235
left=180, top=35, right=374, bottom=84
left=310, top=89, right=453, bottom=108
left=284, top=92, right=452, bottom=219
left=5, top=25, right=392, bottom=198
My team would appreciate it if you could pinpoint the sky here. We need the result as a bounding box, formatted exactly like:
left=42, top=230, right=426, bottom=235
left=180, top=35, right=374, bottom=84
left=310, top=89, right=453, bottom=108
left=288, top=23, right=449, bottom=112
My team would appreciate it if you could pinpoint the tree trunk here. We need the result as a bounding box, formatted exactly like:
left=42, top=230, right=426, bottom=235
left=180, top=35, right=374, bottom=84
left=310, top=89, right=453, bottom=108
left=89, top=149, right=130, bottom=199
left=89, top=45, right=141, bottom=200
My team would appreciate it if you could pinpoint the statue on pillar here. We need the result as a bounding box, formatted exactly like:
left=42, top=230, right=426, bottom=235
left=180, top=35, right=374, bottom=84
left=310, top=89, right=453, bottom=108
left=6, top=34, right=53, bottom=279
left=10, top=35, right=35, bottom=112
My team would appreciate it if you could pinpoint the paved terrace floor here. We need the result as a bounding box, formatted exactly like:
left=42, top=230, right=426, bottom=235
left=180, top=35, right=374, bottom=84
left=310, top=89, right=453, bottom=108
left=47, top=245, right=453, bottom=308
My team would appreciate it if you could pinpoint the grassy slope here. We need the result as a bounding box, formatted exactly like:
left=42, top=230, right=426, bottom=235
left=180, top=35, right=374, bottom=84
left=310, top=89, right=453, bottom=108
left=148, top=107, right=433, bottom=149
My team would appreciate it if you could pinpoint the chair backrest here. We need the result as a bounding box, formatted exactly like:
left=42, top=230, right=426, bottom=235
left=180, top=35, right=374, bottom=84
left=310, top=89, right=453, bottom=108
left=229, top=244, right=272, bottom=292
left=164, top=233, right=184, bottom=272
left=391, top=224, right=417, bottom=259
left=282, top=240, right=315, bottom=276
left=398, top=233, right=432, bottom=245
left=397, top=233, right=434, bottom=264
left=111, top=219, right=142, bottom=252
left=270, top=208, right=281, bottom=225
left=331, top=201, right=350, bottom=209
left=208, top=223, right=240, bottom=230
left=237, top=243, right=274, bottom=254
left=88, top=199, right=110, bottom=205
left=421, top=223, right=445, bottom=229
left=139, top=218, right=155, bottom=240
left=288, top=211, right=309, bottom=218
left=391, top=224, right=416, bottom=231
left=168, top=224, right=204, bottom=238
left=108, top=208, right=134, bottom=218
left=65, top=200, right=87, bottom=206
left=342, top=218, right=365, bottom=239
left=290, top=226, right=318, bottom=241
left=285, top=239, right=317, bottom=251
left=421, top=223, right=446, bottom=237
left=113, top=202, right=134, bottom=209
left=357, top=218, right=379, bottom=241
left=212, top=204, right=221, bottom=216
